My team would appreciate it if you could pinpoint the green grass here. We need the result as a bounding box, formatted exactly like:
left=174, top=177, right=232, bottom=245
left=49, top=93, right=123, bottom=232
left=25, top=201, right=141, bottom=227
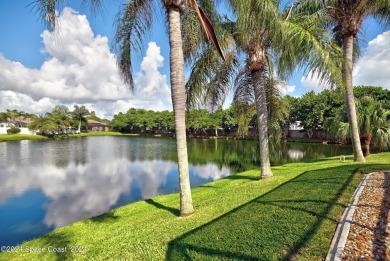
left=0, top=134, right=47, bottom=142
left=284, top=137, right=328, bottom=143
left=1, top=153, right=389, bottom=260
left=0, top=132, right=139, bottom=142
left=66, top=131, right=140, bottom=137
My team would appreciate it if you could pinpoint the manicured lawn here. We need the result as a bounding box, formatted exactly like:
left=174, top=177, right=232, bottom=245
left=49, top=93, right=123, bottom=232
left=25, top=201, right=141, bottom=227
left=1, top=153, right=389, bottom=260
left=69, top=131, right=139, bottom=137
left=0, top=134, right=47, bottom=142
left=0, top=132, right=139, bottom=142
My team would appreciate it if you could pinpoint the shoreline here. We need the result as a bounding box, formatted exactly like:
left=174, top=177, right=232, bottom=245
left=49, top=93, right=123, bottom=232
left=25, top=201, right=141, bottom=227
left=1, top=153, right=389, bottom=260
left=1, top=132, right=343, bottom=144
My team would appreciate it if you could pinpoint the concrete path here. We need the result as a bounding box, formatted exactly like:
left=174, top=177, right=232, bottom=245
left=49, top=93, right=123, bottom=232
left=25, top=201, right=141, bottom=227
left=326, top=172, right=373, bottom=261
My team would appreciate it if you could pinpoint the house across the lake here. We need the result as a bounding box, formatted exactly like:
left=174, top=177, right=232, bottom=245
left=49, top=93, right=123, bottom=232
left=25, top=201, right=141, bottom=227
left=87, top=120, right=110, bottom=132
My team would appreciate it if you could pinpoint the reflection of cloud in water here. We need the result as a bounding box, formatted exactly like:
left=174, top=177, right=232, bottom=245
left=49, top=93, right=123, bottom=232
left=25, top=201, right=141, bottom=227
left=130, top=160, right=176, bottom=199
left=0, top=159, right=132, bottom=228
left=0, top=144, right=231, bottom=229
left=43, top=159, right=132, bottom=227
left=191, top=163, right=232, bottom=180
left=287, top=149, right=305, bottom=160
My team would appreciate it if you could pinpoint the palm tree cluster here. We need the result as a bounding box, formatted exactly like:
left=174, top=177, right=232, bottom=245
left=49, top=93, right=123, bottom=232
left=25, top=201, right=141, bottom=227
left=27, top=105, right=90, bottom=134
left=31, top=0, right=389, bottom=216
left=325, top=96, right=390, bottom=157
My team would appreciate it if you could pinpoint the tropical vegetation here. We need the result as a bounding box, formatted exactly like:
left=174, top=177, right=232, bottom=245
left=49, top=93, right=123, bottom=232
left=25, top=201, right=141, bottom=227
left=295, top=0, right=390, bottom=162
left=325, top=96, right=390, bottom=156
left=186, top=0, right=344, bottom=179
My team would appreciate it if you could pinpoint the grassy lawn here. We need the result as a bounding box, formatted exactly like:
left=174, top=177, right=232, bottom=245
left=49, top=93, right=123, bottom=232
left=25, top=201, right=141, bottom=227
left=68, top=131, right=139, bottom=137
left=0, top=134, right=47, bottom=142
left=0, top=132, right=139, bottom=142
left=1, top=153, right=389, bottom=260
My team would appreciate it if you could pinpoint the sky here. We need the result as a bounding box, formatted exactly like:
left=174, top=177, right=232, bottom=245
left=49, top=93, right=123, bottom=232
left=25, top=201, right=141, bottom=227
left=0, top=1, right=389, bottom=119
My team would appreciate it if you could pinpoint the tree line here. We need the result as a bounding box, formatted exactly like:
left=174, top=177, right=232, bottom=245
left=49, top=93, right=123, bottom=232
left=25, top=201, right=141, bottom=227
left=285, top=86, right=390, bottom=156
left=0, top=105, right=107, bottom=134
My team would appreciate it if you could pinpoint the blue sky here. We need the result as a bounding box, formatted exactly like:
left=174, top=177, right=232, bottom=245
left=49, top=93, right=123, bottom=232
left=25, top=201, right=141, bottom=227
left=0, top=1, right=389, bottom=118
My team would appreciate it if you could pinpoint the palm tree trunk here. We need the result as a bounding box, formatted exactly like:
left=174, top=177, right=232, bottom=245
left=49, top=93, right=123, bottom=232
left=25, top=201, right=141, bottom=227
left=78, top=119, right=81, bottom=133
left=252, top=69, right=273, bottom=178
left=168, top=6, right=194, bottom=216
left=343, top=35, right=365, bottom=162
left=361, top=134, right=371, bottom=157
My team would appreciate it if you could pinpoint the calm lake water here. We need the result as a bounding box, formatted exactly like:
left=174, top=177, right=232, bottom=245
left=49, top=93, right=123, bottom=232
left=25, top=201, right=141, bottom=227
left=0, top=136, right=354, bottom=247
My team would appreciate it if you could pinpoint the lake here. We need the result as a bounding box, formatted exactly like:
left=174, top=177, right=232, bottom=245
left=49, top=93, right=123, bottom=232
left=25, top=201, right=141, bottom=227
left=0, top=136, right=354, bottom=247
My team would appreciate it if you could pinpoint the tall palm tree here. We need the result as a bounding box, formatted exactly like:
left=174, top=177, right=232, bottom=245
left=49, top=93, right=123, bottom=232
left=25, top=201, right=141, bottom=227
left=33, top=0, right=224, bottom=216
left=295, top=0, right=390, bottom=162
left=186, top=0, right=342, bottom=178
left=72, top=105, right=89, bottom=133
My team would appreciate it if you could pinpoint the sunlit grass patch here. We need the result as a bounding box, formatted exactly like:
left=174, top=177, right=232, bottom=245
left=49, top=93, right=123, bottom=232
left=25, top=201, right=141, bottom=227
left=1, top=152, right=389, bottom=260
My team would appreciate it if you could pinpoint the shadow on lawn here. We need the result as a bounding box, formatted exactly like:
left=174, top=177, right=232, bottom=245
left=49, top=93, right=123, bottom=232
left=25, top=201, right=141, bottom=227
left=145, top=199, right=180, bottom=217
left=166, top=164, right=364, bottom=260
left=90, top=211, right=120, bottom=223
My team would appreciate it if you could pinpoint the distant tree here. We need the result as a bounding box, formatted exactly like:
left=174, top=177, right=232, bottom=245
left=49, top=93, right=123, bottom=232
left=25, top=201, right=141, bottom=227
left=111, top=112, right=129, bottom=133
left=220, top=108, right=237, bottom=133
left=6, top=109, right=20, bottom=123
left=0, top=112, right=8, bottom=122
left=52, top=105, right=70, bottom=115
left=296, top=91, right=327, bottom=138
left=28, top=114, right=57, bottom=133
left=354, top=86, right=390, bottom=102
left=72, top=105, right=89, bottom=133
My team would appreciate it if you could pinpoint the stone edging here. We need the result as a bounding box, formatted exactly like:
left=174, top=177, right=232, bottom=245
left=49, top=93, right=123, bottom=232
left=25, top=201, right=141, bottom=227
left=326, top=172, right=375, bottom=261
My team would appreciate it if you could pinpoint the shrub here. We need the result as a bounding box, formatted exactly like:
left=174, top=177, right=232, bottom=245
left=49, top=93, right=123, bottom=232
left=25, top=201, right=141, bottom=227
left=7, top=127, right=21, bottom=134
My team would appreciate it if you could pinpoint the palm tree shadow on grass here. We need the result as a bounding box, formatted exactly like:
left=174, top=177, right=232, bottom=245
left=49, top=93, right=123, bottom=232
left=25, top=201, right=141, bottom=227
left=166, top=164, right=367, bottom=260
left=89, top=211, right=120, bottom=223
left=145, top=199, right=180, bottom=217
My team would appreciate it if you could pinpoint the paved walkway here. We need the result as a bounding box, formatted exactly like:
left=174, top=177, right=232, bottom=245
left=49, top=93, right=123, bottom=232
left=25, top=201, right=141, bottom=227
left=327, top=171, right=390, bottom=261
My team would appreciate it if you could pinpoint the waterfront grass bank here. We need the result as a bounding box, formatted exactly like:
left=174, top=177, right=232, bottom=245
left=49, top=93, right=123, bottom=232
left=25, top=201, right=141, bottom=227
left=0, top=134, right=47, bottom=142
left=1, top=153, right=389, bottom=260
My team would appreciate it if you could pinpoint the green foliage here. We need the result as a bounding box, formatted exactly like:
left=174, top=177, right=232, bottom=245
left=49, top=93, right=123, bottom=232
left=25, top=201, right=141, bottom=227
left=111, top=108, right=239, bottom=135
left=0, top=112, right=8, bottom=122
left=324, top=96, right=390, bottom=151
left=28, top=114, right=57, bottom=133
left=7, top=127, right=21, bottom=134
left=51, top=105, right=70, bottom=115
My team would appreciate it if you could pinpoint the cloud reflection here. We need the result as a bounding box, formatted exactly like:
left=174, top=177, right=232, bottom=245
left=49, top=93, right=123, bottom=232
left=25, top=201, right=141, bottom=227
left=0, top=141, right=232, bottom=229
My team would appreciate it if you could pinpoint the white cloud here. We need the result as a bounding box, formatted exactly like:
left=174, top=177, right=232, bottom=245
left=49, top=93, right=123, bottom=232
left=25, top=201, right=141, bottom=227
left=278, top=81, right=296, bottom=96
left=301, top=30, right=390, bottom=92
left=0, top=8, right=171, bottom=118
left=300, top=71, right=330, bottom=93
left=354, top=30, right=390, bottom=89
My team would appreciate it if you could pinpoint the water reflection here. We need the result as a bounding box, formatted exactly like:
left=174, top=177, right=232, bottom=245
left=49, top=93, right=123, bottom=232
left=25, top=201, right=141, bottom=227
left=0, top=136, right=356, bottom=247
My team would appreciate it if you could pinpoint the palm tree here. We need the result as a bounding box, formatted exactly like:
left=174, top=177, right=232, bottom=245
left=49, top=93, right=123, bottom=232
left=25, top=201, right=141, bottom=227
left=115, top=0, right=225, bottom=216
left=186, top=1, right=342, bottom=178
left=72, top=105, right=89, bottom=133
left=28, top=114, right=57, bottom=133
left=33, top=0, right=224, bottom=216
left=325, top=96, right=390, bottom=156
left=295, top=1, right=390, bottom=162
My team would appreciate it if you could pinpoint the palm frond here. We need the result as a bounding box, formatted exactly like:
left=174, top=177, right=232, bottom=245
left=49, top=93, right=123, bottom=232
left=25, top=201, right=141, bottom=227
left=114, top=0, right=156, bottom=89
left=30, top=0, right=103, bottom=28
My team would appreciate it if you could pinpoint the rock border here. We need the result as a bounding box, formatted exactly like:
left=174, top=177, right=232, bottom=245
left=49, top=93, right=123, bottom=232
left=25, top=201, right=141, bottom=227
left=326, top=172, right=374, bottom=261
